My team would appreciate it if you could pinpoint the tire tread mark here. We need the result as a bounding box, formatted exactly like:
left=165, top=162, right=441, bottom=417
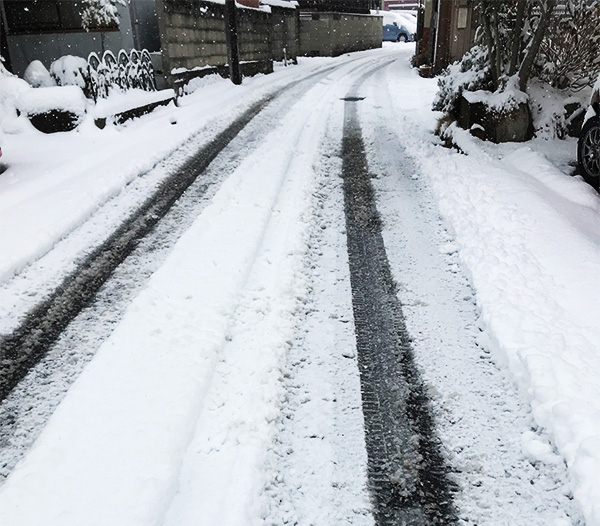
left=341, top=98, right=457, bottom=526
left=0, top=96, right=273, bottom=404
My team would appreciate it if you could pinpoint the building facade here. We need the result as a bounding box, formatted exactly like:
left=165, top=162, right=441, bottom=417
left=0, top=0, right=160, bottom=76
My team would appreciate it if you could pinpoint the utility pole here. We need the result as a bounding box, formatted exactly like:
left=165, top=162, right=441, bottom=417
left=225, top=0, right=242, bottom=85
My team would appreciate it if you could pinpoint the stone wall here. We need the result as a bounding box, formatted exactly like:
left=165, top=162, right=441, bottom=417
left=299, top=12, right=381, bottom=57
left=155, top=0, right=299, bottom=86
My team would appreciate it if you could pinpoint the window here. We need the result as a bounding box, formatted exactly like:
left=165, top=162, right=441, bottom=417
left=4, top=0, right=118, bottom=34
left=457, top=7, right=468, bottom=29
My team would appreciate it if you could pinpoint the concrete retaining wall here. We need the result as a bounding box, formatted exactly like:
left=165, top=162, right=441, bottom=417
left=299, top=12, right=381, bottom=57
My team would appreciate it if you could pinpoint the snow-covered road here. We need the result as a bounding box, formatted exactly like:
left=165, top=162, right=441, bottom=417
left=0, top=45, right=599, bottom=526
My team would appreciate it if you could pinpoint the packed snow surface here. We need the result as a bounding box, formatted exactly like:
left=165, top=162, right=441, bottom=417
left=0, top=45, right=599, bottom=526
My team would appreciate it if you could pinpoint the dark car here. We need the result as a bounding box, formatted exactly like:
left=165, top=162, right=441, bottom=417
left=577, top=79, right=600, bottom=188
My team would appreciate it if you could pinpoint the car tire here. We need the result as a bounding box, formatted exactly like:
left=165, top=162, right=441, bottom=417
left=578, top=116, right=600, bottom=188
left=397, top=34, right=407, bottom=42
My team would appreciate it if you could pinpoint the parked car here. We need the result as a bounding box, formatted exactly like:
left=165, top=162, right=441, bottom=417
left=577, top=77, right=600, bottom=188
left=383, top=22, right=414, bottom=42
left=375, top=10, right=416, bottom=43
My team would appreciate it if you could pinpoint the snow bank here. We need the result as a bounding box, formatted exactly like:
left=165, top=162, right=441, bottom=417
left=417, top=128, right=600, bottom=526
left=93, top=88, right=175, bottom=119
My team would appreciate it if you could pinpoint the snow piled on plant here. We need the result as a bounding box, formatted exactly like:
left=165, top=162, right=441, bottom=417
left=23, top=61, right=56, bottom=89
left=432, top=45, right=492, bottom=118
left=18, top=86, right=88, bottom=117
left=462, top=75, right=529, bottom=111
left=49, top=56, right=88, bottom=89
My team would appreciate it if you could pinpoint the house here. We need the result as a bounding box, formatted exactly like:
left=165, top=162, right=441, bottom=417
left=0, top=0, right=160, bottom=76
left=415, top=0, right=476, bottom=75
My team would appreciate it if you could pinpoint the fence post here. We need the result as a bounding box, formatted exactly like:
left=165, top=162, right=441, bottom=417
left=225, top=0, right=242, bottom=85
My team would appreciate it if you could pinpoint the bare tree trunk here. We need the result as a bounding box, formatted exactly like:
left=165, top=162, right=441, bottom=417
left=491, top=9, right=502, bottom=83
left=481, top=2, right=500, bottom=89
left=518, top=0, right=557, bottom=90
left=509, top=0, right=526, bottom=76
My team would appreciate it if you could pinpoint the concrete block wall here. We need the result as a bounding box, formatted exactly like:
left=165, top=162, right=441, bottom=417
left=269, top=6, right=300, bottom=62
left=156, top=0, right=299, bottom=86
left=237, top=7, right=272, bottom=62
left=157, top=0, right=228, bottom=78
left=299, top=12, right=381, bottom=57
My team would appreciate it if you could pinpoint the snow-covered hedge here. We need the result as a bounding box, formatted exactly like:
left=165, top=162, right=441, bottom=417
left=536, top=0, right=600, bottom=92
left=433, top=45, right=492, bottom=119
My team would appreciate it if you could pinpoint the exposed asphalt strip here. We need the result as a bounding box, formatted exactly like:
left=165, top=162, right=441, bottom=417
left=0, top=95, right=276, bottom=404
left=341, top=81, right=457, bottom=524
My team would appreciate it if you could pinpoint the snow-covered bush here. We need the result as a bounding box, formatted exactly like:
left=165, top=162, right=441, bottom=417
left=19, top=86, right=87, bottom=117
left=18, top=86, right=88, bottom=133
left=0, top=75, right=31, bottom=132
left=50, top=56, right=89, bottom=89
left=432, top=45, right=493, bottom=119
left=527, top=79, right=589, bottom=139
left=24, top=61, right=57, bottom=88
left=81, top=0, right=125, bottom=31
left=536, top=0, right=600, bottom=91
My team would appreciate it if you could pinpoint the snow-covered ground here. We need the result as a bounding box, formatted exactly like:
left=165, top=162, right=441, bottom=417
left=0, top=44, right=598, bottom=525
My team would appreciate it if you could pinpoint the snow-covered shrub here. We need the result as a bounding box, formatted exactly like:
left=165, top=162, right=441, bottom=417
left=24, top=61, right=57, bottom=88
left=81, top=0, right=125, bottom=31
left=528, top=79, right=590, bottom=139
left=50, top=56, right=89, bottom=90
left=433, top=45, right=492, bottom=119
left=536, top=0, right=600, bottom=92
left=18, top=86, right=88, bottom=133
left=0, top=76, right=31, bottom=132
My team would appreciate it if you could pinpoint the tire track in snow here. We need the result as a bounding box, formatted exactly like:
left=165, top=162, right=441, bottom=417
left=0, top=51, right=398, bottom=506
left=0, top=54, right=396, bottom=525
left=357, top=57, right=584, bottom=525
left=0, top=52, right=397, bottom=407
left=0, top=97, right=275, bottom=405
left=341, top=72, right=457, bottom=525
left=158, top=56, right=398, bottom=526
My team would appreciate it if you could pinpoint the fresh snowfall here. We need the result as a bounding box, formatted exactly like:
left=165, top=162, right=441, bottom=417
left=0, top=45, right=598, bottom=526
